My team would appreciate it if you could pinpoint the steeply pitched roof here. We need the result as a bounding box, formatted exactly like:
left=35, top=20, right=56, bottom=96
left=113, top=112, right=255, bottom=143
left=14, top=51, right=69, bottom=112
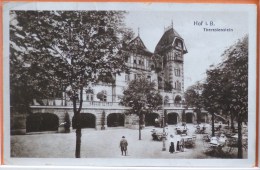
left=123, top=36, right=153, bottom=56
left=154, top=27, right=188, bottom=54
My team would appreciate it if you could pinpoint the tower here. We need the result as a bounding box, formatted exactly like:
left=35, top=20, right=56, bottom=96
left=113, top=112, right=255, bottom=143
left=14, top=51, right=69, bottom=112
left=154, top=25, right=188, bottom=104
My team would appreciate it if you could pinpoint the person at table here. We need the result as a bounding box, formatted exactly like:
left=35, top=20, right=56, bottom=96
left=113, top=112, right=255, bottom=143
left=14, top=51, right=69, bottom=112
left=151, top=129, right=158, bottom=140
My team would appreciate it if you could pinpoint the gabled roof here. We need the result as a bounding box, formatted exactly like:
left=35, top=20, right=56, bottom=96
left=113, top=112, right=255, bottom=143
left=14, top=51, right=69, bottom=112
left=154, top=27, right=188, bottom=55
left=123, top=36, right=153, bottom=56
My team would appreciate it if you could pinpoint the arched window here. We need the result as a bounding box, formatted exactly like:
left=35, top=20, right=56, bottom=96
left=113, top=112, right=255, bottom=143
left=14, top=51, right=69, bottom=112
left=164, top=95, right=169, bottom=104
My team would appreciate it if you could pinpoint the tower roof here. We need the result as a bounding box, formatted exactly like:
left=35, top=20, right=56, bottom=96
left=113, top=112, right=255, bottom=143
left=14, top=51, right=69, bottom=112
left=154, top=27, right=188, bottom=55
left=123, top=36, right=153, bottom=56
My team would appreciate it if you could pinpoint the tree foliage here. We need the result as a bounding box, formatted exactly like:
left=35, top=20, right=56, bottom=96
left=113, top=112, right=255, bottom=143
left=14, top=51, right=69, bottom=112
left=10, top=10, right=132, bottom=110
left=11, top=10, right=133, bottom=158
left=120, top=76, right=162, bottom=140
left=202, top=35, right=248, bottom=158
left=184, top=81, right=204, bottom=109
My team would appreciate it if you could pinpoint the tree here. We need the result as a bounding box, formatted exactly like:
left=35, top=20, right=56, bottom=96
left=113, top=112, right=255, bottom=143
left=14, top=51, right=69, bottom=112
left=120, top=76, right=162, bottom=140
left=10, top=11, right=133, bottom=158
left=202, top=67, right=224, bottom=136
left=184, top=81, right=204, bottom=123
left=202, top=36, right=248, bottom=158
left=220, top=36, right=248, bottom=158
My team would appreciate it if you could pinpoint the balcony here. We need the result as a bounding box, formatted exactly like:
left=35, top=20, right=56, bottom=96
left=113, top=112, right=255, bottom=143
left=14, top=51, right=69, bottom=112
left=32, top=99, right=186, bottom=109
left=126, top=63, right=150, bottom=71
left=164, top=103, right=185, bottom=108
left=32, top=99, right=123, bottom=108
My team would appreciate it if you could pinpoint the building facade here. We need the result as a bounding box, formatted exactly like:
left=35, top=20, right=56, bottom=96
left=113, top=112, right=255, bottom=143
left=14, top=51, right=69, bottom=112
left=11, top=25, right=210, bottom=134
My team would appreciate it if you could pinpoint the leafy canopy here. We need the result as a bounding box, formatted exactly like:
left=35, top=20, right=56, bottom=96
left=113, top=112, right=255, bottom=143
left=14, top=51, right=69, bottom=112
left=120, top=76, right=162, bottom=115
left=10, top=11, right=133, bottom=112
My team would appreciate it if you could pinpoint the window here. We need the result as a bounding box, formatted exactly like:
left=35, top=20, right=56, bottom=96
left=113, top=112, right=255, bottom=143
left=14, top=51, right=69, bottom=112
left=134, top=74, right=137, bottom=80
left=147, top=75, right=151, bottom=82
left=174, top=68, right=181, bottom=77
left=177, top=42, right=182, bottom=48
left=125, top=74, right=130, bottom=82
left=134, top=59, right=137, bottom=64
left=103, top=94, right=107, bottom=102
left=86, top=88, right=94, bottom=101
left=174, top=52, right=181, bottom=60
left=174, top=81, right=182, bottom=90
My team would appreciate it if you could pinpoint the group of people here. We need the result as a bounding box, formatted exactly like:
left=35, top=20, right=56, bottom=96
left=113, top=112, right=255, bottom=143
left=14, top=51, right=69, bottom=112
left=119, top=134, right=185, bottom=156
left=168, top=134, right=185, bottom=153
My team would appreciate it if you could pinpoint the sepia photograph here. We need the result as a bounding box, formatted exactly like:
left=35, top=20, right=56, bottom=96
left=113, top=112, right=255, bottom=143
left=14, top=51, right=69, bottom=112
left=2, top=2, right=257, bottom=167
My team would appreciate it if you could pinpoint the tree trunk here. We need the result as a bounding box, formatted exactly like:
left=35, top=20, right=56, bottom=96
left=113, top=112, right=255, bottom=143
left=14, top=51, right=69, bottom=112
left=237, top=114, right=243, bottom=158
left=73, top=87, right=84, bottom=158
left=75, top=128, right=82, bottom=158
left=139, top=112, right=142, bottom=140
left=211, top=113, right=215, bottom=137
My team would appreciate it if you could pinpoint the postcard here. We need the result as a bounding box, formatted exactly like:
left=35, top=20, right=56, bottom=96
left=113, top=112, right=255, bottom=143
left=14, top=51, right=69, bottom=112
left=2, top=2, right=257, bottom=168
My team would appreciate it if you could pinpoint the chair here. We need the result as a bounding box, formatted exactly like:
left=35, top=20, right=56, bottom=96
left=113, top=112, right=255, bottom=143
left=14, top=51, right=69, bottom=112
left=176, top=129, right=182, bottom=135
left=182, top=129, right=187, bottom=135
left=202, top=133, right=210, bottom=141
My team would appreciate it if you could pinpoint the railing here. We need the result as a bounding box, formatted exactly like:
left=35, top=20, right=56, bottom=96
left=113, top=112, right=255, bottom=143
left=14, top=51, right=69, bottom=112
left=33, top=99, right=122, bottom=107
left=164, top=103, right=185, bottom=108
left=33, top=99, right=185, bottom=108
left=174, top=56, right=183, bottom=62
left=126, top=63, right=150, bottom=71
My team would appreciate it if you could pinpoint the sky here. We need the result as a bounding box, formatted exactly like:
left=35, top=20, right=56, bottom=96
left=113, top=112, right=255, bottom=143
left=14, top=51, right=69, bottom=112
left=4, top=3, right=249, bottom=90
left=124, top=11, right=248, bottom=89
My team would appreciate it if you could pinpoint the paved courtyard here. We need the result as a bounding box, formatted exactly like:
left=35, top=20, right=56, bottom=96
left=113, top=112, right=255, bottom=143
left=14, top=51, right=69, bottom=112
left=11, top=124, right=247, bottom=159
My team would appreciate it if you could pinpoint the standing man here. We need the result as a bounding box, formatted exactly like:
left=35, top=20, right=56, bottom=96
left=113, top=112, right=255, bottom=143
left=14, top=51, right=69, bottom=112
left=119, top=136, right=128, bottom=156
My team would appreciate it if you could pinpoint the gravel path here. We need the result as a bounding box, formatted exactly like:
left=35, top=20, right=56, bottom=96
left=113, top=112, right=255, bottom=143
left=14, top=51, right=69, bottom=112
left=11, top=124, right=247, bottom=159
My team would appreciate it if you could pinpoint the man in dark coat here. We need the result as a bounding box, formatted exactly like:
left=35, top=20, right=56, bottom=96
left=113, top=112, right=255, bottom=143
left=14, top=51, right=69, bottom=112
left=120, top=136, right=128, bottom=156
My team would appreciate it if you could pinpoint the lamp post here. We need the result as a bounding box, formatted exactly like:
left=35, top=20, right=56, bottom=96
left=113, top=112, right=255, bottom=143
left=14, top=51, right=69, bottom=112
left=139, top=95, right=147, bottom=140
left=161, top=57, right=166, bottom=151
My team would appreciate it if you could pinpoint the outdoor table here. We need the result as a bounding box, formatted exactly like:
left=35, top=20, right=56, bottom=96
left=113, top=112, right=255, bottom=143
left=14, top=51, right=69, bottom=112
left=207, top=137, right=226, bottom=156
left=181, top=135, right=194, bottom=147
left=231, top=134, right=248, bottom=139
left=152, top=132, right=165, bottom=141
left=176, top=128, right=187, bottom=135
left=195, top=125, right=206, bottom=134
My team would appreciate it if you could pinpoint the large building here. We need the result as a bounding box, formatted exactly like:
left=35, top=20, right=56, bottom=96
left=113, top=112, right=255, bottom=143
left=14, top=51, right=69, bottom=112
left=11, top=25, right=209, bottom=134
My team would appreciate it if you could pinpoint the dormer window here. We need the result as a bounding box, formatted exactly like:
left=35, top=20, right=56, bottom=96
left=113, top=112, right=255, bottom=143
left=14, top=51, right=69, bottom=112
left=177, top=41, right=182, bottom=48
